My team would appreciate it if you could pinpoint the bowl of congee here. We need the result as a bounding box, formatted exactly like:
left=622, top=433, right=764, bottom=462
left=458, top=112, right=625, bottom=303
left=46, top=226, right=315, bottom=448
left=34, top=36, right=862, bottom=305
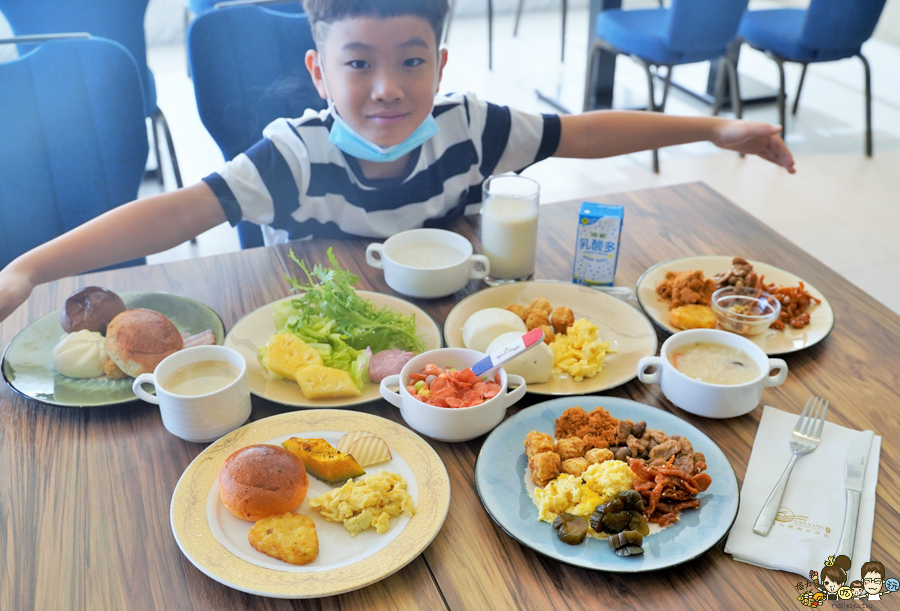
left=637, top=329, right=787, bottom=418
left=365, top=228, right=490, bottom=298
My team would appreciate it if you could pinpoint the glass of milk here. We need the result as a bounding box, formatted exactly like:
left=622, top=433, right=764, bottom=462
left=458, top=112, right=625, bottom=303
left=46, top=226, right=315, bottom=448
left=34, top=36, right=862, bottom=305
left=481, top=174, right=540, bottom=285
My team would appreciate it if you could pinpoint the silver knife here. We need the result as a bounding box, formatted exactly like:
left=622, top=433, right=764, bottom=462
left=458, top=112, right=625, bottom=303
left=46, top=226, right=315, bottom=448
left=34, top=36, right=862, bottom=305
left=835, top=430, right=874, bottom=559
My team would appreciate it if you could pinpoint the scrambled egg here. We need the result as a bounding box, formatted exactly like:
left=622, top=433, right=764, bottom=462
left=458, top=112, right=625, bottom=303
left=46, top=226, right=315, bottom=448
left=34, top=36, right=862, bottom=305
left=534, top=460, right=635, bottom=524
left=308, top=470, right=415, bottom=537
left=549, top=318, right=613, bottom=381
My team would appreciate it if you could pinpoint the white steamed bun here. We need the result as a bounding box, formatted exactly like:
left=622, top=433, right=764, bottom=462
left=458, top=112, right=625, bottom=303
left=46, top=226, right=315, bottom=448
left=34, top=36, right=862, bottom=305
left=485, top=332, right=554, bottom=384
left=52, top=330, right=108, bottom=378
left=462, top=308, right=526, bottom=353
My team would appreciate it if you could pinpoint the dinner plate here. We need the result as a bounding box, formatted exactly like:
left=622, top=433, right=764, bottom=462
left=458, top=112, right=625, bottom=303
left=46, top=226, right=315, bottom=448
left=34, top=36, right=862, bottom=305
left=475, top=396, right=739, bottom=572
left=636, top=255, right=834, bottom=355
left=1, top=292, right=224, bottom=408
left=170, top=410, right=450, bottom=598
left=224, top=293, right=442, bottom=408
left=443, top=281, right=658, bottom=395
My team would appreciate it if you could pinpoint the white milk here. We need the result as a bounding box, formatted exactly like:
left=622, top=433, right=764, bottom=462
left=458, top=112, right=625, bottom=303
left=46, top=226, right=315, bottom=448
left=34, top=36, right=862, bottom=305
left=389, top=243, right=465, bottom=268
left=481, top=197, right=539, bottom=279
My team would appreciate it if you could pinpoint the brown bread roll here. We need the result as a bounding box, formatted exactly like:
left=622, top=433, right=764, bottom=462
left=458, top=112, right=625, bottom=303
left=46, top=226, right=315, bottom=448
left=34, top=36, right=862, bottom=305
left=105, top=309, right=184, bottom=377
left=60, top=286, right=126, bottom=334
left=219, top=445, right=309, bottom=522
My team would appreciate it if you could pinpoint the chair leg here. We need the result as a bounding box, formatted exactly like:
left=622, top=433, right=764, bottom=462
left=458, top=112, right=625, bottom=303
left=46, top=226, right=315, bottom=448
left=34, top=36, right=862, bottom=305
left=792, top=63, right=807, bottom=116
left=583, top=41, right=600, bottom=112
left=153, top=108, right=183, bottom=190
left=636, top=56, right=660, bottom=173
left=513, top=0, right=525, bottom=36
left=488, top=0, right=493, bottom=70
left=771, top=54, right=787, bottom=140
left=561, top=0, right=567, bottom=62
left=712, top=57, right=728, bottom=116
left=659, top=65, right=672, bottom=112
left=444, top=0, right=455, bottom=42
left=725, top=55, right=743, bottom=120
left=859, top=53, right=873, bottom=157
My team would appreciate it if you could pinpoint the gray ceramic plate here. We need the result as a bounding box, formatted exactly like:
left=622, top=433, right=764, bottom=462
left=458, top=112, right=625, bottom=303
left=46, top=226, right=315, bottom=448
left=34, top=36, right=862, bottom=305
left=2, top=292, right=224, bottom=408
left=475, top=396, right=739, bottom=572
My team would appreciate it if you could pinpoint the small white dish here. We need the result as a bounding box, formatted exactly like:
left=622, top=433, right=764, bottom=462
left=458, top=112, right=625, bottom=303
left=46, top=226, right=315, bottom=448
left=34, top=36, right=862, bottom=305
left=379, top=347, right=526, bottom=442
left=366, top=228, right=489, bottom=299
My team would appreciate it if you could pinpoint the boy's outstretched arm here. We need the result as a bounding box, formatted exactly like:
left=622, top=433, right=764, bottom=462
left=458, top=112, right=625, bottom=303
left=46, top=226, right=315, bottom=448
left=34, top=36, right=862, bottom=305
left=0, top=182, right=227, bottom=323
left=555, top=111, right=795, bottom=173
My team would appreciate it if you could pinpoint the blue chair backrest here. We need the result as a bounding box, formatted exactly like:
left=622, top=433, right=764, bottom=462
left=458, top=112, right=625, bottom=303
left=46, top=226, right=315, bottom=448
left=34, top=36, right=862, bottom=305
left=0, top=0, right=156, bottom=116
left=800, top=0, right=888, bottom=52
left=188, top=5, right=325, bottom=162
left=666, top=0, right=749, bottom=54
left=0, top=38, right=149, bottom=269
left=188, top=0, right=304, bottom=16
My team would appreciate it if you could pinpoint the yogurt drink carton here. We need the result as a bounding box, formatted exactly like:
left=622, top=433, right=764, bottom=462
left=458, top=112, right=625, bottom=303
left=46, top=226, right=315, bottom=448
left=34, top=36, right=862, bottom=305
left=572, top=203, right=624, bottom=287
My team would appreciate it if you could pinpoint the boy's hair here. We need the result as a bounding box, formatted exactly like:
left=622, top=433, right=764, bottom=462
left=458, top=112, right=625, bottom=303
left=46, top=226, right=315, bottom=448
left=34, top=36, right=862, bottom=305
left=303, top=0, right=449, bottom=51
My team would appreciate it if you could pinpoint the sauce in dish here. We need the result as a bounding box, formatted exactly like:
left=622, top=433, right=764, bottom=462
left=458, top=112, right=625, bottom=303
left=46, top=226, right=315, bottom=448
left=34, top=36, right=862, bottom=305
left=389, top=243, right=465, bottom=269
left=669, top=342, right=760, bottom=385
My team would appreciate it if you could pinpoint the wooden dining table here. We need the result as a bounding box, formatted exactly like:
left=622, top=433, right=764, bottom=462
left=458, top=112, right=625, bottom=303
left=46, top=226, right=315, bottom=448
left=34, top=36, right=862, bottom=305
left=2, top=182, right=898, bottom=610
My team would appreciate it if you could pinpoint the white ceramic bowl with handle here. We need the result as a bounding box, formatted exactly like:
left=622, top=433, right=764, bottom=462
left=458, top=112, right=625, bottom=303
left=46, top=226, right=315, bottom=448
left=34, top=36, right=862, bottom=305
left=637, top=328, right=787, bottom=418
left=366, top=229, right=490, bottom=299
left=380, top=347, right=526, bottom=442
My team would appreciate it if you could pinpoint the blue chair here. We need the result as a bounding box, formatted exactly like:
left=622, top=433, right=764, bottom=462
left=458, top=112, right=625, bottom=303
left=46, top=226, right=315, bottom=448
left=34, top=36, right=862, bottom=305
left=188, top=4, right=325, bottom=249
left=0, top=0, right=183, bottom=189
left=0, top=36, right=148, bottom=270
left=738, top=0, right=888, bottom=156
left=584, top=0, right=749, bottom=172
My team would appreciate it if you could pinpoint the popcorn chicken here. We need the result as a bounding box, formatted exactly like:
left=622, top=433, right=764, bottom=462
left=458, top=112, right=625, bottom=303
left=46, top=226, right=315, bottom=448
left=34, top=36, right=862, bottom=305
left=585, top=448, right=614, bottom=465
left=528, top=451, right=560, bottom=487
left=561, top=457, right=589, bottom=477
left=557, top=437, right=585, bottom=461
left=524, top=431, right=557, bottom=458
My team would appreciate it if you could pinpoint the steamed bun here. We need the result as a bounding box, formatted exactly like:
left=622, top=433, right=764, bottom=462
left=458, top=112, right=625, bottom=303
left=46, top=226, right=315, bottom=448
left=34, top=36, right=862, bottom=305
left=462, top=308, right=526, bottom=353
left=52, top=330, right=109, bottom=378
left=485, top=332, right=554, bottom=384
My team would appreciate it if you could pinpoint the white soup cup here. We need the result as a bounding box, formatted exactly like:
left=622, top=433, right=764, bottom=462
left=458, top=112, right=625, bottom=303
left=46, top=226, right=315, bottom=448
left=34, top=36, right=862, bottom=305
left=133, top=345, right=252, bottom=442
left=637, top=328, right=787, bottom=418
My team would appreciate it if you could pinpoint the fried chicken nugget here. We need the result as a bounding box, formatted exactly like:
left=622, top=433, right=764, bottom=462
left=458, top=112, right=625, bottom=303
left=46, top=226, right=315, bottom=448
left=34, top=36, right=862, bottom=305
left=585, top=448, right=614, bottom=465
left=561, top=457, right=589, bottom=477
left=539, top=324, right=556, bottom=344
left=557, top=437, right=585, bottom=460
left=506, top=304, right=528, bottom=321
left=528, top=451, right=560, bottom=486
left=525, top=309, right=550, bottom=331
left=669, top=304, right=716, bottom=330
left=249, top=513, right=319, bottom=565
left=528, top=298, right=553, bottom=315
left=550, top=306, right=575, bottom=335
left=524, top=431, right=557, bottom=458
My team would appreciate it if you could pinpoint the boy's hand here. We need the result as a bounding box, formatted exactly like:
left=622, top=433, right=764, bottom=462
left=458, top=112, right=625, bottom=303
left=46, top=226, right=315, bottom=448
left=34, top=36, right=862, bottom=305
left=712, top=120, right=796, bottom=174
left=0, top=267, right=35, bottom=324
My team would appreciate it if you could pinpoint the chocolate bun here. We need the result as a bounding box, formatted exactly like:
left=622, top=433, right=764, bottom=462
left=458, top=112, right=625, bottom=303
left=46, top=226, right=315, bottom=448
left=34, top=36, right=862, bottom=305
left=106, top=309, right=184, bottom=377
left=60, top=286, right=126, bottom=334
left=219, top=445, right=309, bottom=522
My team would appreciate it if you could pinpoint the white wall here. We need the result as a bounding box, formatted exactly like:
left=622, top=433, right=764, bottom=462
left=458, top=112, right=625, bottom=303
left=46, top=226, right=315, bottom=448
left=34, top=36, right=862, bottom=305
left=876, top=0, right=900, bottom=45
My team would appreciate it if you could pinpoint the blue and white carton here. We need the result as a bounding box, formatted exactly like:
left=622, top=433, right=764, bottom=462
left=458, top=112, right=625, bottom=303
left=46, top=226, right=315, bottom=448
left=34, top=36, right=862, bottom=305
left=572, top=202, right=624, bottom=287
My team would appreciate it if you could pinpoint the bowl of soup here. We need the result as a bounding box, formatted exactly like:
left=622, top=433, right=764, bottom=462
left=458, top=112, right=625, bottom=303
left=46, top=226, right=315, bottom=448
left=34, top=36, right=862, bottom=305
left=365, top=229, right=490, bottom=298
left=636, top=329, right=788, bottom=418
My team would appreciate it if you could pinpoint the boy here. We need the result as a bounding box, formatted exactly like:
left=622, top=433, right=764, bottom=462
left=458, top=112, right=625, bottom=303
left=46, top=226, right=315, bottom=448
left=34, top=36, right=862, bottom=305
left=0, top=0, right=794, bottom=323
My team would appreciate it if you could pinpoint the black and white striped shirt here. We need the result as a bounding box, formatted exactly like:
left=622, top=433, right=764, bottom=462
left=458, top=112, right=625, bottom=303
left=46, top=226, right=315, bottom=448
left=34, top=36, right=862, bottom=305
left=203, top=92, right=561, bottom=243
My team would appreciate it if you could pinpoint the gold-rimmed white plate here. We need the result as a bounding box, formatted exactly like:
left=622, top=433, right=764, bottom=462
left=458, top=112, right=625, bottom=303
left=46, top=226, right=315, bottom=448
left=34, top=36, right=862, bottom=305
left=223, top=293, right=442, bottom=408
left=636, top=255, right=834, bottom=355
left=443, top=281, right=658, bottom=395
left=170, top=410, right=450, bottom=599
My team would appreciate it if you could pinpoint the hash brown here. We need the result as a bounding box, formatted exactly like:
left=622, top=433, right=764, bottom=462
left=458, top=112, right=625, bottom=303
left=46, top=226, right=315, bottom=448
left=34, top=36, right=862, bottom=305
left=248, top=512, right=319, bottom=565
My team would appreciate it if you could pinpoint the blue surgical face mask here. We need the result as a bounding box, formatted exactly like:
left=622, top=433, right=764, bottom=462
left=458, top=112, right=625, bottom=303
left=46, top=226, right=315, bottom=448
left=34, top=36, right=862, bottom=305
left=319, top=60, right=438, bottom=163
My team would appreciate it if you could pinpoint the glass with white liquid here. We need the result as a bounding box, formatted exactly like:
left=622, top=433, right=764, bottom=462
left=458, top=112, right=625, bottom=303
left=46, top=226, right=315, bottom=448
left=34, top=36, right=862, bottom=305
left=481, top=175, right=540, bottom=285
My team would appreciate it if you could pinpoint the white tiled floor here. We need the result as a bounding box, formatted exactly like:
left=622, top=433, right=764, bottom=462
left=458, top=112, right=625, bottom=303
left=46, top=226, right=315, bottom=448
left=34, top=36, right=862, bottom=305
left=145, top=3, right=900, bottom=314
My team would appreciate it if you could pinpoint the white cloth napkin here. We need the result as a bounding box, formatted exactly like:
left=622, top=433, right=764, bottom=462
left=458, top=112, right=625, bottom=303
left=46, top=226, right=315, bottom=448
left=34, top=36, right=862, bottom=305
left=725, top=405, right=881, bottom=581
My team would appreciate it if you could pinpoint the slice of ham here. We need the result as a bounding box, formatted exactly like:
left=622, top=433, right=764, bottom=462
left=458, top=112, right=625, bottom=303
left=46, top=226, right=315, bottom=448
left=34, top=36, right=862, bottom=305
left=369, top=349, right=416, bottom=383
left=181, top=329, right=216, bottom=348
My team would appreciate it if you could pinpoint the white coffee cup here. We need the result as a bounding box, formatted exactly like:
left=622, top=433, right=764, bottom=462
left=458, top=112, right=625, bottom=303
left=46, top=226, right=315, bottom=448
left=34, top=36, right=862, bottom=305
left=366, top=228, right=490, bottom=298
left=132, top=345, right=252, bottom=442
left=637, top=329, right=787, bottom=418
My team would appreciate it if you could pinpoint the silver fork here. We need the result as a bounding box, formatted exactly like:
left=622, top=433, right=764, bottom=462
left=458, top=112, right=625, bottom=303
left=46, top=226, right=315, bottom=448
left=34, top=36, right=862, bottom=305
left=753, top=396, right=829, bottom=536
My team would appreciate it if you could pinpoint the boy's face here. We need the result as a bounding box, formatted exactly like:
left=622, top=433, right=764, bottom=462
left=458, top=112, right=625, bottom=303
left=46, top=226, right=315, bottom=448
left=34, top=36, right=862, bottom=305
left=306, top=16, right=448, bottom=148
left=864, top=571, right=882, bottom=594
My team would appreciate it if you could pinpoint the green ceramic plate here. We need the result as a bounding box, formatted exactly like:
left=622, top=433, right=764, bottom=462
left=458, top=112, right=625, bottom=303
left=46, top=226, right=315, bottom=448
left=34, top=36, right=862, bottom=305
left=2, top=292, right=224, bottom=408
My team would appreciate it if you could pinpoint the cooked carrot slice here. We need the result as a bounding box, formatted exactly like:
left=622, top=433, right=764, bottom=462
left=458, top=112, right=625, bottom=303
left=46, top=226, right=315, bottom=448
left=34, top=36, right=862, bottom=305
left=445, top=397, right=465, bottom=408
left=423, top=364, right=444, bottom=376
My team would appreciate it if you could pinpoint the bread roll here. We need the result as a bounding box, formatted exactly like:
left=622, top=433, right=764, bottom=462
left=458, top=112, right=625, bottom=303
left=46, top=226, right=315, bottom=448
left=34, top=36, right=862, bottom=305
left=106, top=309, right=184, bottom=377
left=60, top=286, right=126, bottom=334
left=219, top=445, right=309, bottom=522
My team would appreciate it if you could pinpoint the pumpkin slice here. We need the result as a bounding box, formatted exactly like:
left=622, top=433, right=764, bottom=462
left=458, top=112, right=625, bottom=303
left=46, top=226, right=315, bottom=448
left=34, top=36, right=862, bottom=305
left=283, top=438, right=366, bottom=485
left=294, top=365, right=361, bottom=399
left=265, top=334, right=323, bottom=380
